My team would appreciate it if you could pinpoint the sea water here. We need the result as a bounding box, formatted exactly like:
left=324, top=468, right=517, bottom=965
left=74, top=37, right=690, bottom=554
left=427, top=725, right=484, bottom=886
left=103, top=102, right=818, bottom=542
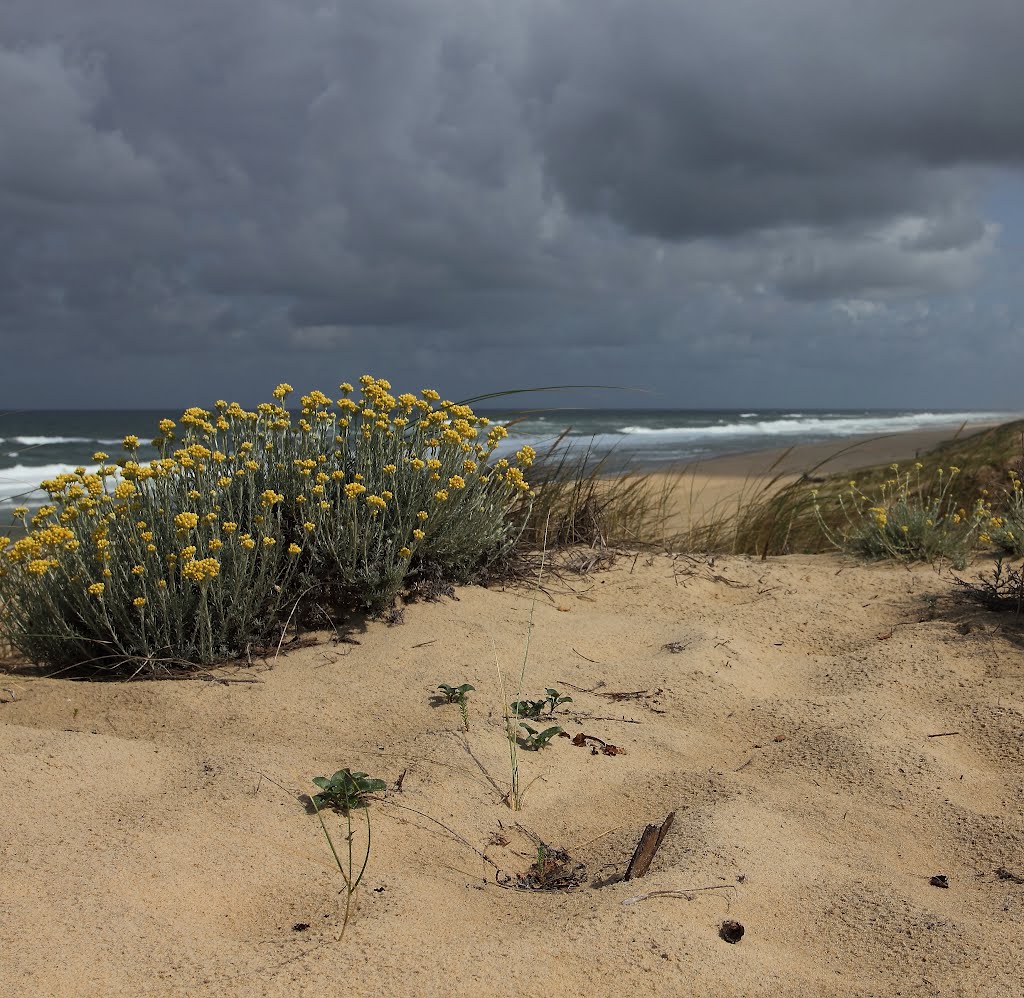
left=0, top=407, right=1015, bottom=509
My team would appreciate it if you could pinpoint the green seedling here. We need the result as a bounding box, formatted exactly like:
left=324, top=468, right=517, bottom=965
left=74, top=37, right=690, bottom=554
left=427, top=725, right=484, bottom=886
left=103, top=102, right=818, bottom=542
left=544, top=688, right=573, bottom=713
left=511, top=690, right=572, bottom=719
left=519, top=723, right=563, bottom=750
left=437, top=683, right=475, bottom=731
left=308, top=768, right=386, bottom=938
left=510, top=699, right=549, bottom=720
left=437, top=682, right=475, bottom=703
left=311, top=769, right=387, bottom=812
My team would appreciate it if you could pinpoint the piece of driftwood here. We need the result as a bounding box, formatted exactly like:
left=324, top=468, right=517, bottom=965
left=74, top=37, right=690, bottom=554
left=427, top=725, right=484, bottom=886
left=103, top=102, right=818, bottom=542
left=623, top=811, right=676, bottom=881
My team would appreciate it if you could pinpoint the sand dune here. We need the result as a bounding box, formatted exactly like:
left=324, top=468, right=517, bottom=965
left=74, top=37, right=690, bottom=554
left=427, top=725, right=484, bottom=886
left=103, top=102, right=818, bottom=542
left=2, top=425, right=1022, bottom=997
left=3, top=547, right=1023, bottom=997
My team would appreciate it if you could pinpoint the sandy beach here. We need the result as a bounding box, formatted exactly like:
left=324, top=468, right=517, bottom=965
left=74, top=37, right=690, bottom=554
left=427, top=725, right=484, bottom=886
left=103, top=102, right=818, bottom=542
left=2, top=424, right=1022, bottom=997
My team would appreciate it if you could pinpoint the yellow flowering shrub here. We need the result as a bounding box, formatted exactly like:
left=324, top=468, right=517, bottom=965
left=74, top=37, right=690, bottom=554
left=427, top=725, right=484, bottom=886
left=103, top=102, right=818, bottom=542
left=0, top=376, right=530, bottom=672
left=814, top=463, right=988, bottom=568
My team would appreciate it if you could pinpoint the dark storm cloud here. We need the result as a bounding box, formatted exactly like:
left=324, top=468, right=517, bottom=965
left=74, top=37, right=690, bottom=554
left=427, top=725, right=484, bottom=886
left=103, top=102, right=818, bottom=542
left=0, top=0, right=1022, bottom=406
left=523, top=0, right=1024, bottom=238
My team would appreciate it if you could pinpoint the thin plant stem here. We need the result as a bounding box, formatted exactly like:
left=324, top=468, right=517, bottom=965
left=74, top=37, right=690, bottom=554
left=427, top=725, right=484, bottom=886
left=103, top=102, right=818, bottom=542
left=498, top=511, right=550, bottom=810
left=309, top=792, right=373, bottom=938
left=310, top=795, right=351, bottom=889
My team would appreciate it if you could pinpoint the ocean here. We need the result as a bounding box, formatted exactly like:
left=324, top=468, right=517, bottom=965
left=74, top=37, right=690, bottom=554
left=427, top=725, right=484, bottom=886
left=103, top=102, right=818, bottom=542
left=0, top=407, right=1017, bottom=510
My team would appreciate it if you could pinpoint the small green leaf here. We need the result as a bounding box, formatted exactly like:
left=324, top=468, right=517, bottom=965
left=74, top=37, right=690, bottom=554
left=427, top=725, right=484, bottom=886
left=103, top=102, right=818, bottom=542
left=518, top=722, right=563, bottom=750
left=438, top=682, right=475, bottom=703
left=544, top=689, right=573, bottom=712
left=534, top=725, right=563, bottom=747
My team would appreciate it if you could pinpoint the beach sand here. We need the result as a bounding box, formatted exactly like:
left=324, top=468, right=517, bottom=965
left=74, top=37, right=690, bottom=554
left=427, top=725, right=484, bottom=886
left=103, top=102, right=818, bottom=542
left=2, top=424, right=1022, bottom=997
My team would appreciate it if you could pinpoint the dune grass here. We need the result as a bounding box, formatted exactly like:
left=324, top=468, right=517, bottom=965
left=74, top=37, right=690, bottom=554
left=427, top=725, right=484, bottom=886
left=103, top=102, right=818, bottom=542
left=510, top=419, right=1024, bottom=562
left=758, top=420, right=1024, bottom=559
left=507, top=434, right=811, bottom=560
left=513, top=435, right=676, bottom=551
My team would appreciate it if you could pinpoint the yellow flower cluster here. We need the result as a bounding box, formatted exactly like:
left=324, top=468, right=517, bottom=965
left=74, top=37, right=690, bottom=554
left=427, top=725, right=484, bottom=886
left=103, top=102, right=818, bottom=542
left=515, top=445, right=536, bottom=467
left=501, top=466, right=530, bottom=493
left=181, top=557, right=220, bottom=583
left=27, top=558, right=59, bottom=576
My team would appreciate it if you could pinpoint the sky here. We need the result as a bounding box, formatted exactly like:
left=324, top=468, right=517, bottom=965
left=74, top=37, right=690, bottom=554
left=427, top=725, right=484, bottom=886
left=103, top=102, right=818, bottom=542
left=2, top=0, right=1023, bottom=410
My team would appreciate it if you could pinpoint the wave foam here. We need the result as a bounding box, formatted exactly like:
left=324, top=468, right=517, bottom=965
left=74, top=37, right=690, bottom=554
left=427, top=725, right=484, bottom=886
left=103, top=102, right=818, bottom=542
left=0, top=463, right=99, bottom=503
left=614, top=412, right=1009, bottom=443
left=0, top=436, right=124, bottom=447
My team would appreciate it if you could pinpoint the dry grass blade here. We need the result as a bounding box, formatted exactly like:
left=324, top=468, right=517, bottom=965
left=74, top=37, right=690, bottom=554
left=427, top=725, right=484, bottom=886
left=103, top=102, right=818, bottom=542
left=513, top=440, right=676, bottom=554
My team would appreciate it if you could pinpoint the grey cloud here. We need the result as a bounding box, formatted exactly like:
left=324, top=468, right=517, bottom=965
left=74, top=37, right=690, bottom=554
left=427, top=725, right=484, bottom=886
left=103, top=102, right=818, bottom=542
left=899, top=211, right=989, bottom=253
left=522, top=0, right=1024, bottom=238
left=0, top=0, right=1022, bottom=407
left=0, top=44, right=160, bottom=203
left=766, top=221, right=999, bottom=301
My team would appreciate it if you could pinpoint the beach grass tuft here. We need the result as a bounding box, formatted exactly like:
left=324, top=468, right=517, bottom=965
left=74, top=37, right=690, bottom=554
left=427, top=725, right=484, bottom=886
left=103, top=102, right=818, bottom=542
left=512, top=437, right=674, bottom=552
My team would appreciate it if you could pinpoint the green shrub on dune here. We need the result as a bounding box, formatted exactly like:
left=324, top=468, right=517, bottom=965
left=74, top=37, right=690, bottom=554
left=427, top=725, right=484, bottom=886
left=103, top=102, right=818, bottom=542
left=813, top=463, right=990, bottom=569
left=0, top=377, right=534, bottom=673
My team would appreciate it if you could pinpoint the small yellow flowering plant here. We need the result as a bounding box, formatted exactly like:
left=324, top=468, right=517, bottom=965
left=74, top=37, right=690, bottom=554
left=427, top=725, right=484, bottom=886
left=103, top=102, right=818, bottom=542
left=0, top=377, right=531, bottom=671
left=813, top=463, right=989, bottom=568
left=984, top=469, right=1024, bottom=557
